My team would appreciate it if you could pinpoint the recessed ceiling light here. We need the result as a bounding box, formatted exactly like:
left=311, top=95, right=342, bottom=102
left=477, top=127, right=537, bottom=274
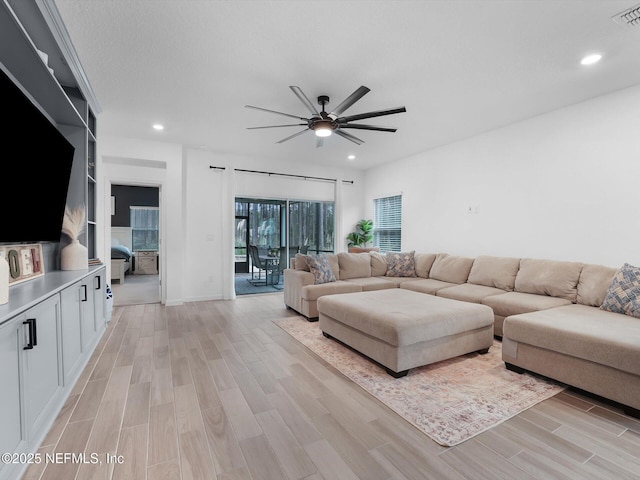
left=347, top=155, right=356, bottom=160
left=580, top=54, right=602, bottom=66
left=152, top=123, right=164, bottom=131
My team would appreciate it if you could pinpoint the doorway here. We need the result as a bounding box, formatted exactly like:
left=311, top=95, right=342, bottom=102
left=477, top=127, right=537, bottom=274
left=110, top=184, right=162, bottom=306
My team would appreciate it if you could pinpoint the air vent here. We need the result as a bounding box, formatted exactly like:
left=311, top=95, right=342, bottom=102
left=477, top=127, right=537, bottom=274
left=612, top=3, right=640, bottom=27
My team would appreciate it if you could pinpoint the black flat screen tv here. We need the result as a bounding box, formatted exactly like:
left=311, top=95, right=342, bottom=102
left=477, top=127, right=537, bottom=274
left=0, top=66, right=75, bottom=243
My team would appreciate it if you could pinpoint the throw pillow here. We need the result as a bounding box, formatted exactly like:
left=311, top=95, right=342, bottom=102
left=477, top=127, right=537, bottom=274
left=600, top=263, right=640, bottom=318
left=385, top=251, right=417, bottom=277
left=306, top=254, right=337, bottom=284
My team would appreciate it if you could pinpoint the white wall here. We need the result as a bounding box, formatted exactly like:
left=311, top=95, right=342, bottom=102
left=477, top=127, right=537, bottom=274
left=364, top=84, right=640, bottom=268
left=99, top=136, right=364, bottom=304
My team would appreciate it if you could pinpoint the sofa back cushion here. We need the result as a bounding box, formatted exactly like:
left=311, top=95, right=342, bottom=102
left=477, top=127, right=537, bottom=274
left=295, top=253, right=310, bottom=271
left=295, top=253, right=339, bottom=279
left=414, top=253, right=437, bottom=278
left=429, top=253, right=474, bottom=284
left=577, top=264, right=618, bottom=307
left=338, top=252, right=372, bottom=280
left=370, top=252, right=387, bottom=277
left=467, top=255, right=520, bottom=291
left=514, top=258, right=583, bottom=302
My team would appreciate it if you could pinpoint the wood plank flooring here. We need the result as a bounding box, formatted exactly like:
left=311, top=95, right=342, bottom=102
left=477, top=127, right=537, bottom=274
left=23, top=293, right=640, bottom=480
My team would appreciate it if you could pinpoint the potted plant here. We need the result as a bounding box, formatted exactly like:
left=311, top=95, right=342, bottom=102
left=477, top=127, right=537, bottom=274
left=346, top=219, right=379, bottom=253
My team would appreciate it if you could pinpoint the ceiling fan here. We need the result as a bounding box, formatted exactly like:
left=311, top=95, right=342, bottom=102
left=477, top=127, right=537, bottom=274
left=245, top=85, right=406, bottom=146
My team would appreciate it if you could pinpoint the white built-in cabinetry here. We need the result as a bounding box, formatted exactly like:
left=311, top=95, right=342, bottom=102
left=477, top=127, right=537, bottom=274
left=0, top=5, right=106, bottom=477
left=0, top=267, right=106, bottom=480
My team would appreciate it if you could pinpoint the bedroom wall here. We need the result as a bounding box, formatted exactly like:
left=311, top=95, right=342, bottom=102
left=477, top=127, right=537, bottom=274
left=364, top=84, right=640, bottom=268
left=99, top=136, right=365, bottom=304
left=110, top=185, right=159, bottom=227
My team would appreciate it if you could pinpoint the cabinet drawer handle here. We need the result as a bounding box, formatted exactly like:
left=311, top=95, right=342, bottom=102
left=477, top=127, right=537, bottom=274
left=23, top=318, right=37, bottom=349
left=81, top=284, right=88, bottom=302
left=95, top=275, right=101, bottom=290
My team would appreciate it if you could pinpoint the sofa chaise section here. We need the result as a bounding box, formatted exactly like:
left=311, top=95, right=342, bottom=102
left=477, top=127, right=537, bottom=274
left=502, top=303, right=640, bottom=416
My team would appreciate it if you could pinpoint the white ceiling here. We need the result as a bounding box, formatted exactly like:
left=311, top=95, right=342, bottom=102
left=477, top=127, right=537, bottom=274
left=53, top=0, right=640, bottom=170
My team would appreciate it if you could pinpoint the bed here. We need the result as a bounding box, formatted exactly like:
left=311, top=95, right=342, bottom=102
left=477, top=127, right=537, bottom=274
left=111, top=227, right=133, bottom=284
left=111, top=245, right=132, bottom=284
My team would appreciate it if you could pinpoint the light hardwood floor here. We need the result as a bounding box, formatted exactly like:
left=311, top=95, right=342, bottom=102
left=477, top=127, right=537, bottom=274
left=23, top=293, right=640, bottom=480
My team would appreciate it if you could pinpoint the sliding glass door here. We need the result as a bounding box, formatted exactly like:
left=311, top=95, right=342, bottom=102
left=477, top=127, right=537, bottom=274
left=234, top=197, right=334, bottom=288
left=235, top=199, right=285, bottom=274
left=288, top=201, right=334, bottom=254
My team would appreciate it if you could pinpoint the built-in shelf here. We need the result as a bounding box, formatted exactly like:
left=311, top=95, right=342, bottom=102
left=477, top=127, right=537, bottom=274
left=0, top=1, right=84, bottom=127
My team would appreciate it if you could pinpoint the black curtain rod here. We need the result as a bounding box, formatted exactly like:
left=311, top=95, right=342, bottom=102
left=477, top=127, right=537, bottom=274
left=209, top=166, right=354, bottom=184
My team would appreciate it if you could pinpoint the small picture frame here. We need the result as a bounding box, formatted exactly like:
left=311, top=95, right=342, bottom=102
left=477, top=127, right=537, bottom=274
left=0, top=243, right=45, bottom=286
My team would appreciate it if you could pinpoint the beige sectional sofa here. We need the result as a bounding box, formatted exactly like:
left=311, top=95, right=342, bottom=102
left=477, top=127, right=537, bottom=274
left=284, top=251, right=640, bottom=417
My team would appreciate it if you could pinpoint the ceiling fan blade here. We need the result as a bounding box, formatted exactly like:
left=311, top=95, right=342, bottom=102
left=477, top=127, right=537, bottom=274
left=339, top=124, right=397, bottom=133
left=338, top=106, right=406, bottom=123
left=335, top=130, right=364, bottom=145
left=290, top=86, right=320, bottom=117
left=276, top=129, right=310, bottom=144
left=328, top=85, right=370, bottom=120
left=247, top=124, right=307, bottom=130
left=245, top=104, right=308, bottom=121
left=316, top=137, right=324, bottom=148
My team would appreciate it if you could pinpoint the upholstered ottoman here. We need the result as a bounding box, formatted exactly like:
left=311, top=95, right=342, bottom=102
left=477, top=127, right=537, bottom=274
left=317, top=289, right=494, bottom=377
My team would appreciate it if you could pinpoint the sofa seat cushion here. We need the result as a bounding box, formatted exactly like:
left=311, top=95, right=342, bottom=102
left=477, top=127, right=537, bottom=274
left=436, top=283, right=507, bottom=304
left=376, top=276, right=422, bottom=287
left=344, top=277, right=397, bottom=292
left=400, top=278, right=456, bottom=295
left=481, top=291, right=571, bottom=318
left=317, top=289, right=494, bottom=347
left=301, top=281, right=361, bottom=301
left=503, top=304, right=640, bottom=376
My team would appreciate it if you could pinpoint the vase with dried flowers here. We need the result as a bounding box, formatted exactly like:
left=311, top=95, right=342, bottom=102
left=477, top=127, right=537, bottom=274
left=60, top=204, right=88, bottom=270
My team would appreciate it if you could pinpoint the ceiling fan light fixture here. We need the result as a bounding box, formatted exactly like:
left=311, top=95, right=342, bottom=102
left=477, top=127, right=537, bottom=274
left=313, top=118, right=334, bottom=137
left=580, top=53, right=602, bottom=65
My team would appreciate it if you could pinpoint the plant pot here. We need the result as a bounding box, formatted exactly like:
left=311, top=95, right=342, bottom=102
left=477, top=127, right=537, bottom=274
left=61, top=239, right=88, bottom=271
left=347, top=247, right=380, bottom=253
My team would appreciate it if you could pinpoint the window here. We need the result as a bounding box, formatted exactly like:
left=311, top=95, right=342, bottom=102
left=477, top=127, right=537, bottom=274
left=373, top=195, right=402, bottom=252
left=130, top=206, right=159, bottom=251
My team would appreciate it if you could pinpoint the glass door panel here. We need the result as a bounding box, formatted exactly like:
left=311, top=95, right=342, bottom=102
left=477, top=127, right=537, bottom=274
left=289, top=201, right=334, bottom=255
left=235, top=216, right=248, bottom=273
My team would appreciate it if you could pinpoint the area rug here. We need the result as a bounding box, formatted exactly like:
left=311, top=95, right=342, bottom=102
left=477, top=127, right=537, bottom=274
left=274, top=317, right=566, bottom=446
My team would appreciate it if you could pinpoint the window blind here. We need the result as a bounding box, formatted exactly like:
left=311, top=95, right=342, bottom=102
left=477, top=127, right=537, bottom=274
left=373, top=195, right=402, bottom=252
left=130, top=206, right=159, bottom=251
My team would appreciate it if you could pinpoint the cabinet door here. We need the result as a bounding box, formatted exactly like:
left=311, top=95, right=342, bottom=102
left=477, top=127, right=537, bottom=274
left=23, top=294, right=63, bottom=438
left=60, top=281, right=84, bottom=385
left=92, top=268, right=106, bottom=333
left=80, top=277, right=97, bottom=352
left=0, top=319, right=26, bottom=470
